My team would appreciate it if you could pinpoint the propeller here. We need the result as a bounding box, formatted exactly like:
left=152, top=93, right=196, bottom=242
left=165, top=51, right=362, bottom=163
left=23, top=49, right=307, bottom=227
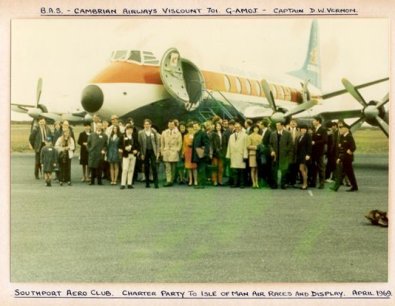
left=342, top=78, right=389, bottom=137
left=13, top=78, right=89, bottom=126
left=36, top=77, right=43, bottom=107
left=261, top=79, right=317, bottom=123
left=27, top=78, right=46, bottom=120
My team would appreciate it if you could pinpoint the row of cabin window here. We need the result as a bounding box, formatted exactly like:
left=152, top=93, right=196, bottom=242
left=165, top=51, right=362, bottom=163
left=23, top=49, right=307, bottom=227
left=223, top=75, right=299, bottom=101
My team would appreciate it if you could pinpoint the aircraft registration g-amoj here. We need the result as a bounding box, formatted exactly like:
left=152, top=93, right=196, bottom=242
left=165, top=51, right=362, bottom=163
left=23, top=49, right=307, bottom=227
left=12, top=20, right=389, bottom=135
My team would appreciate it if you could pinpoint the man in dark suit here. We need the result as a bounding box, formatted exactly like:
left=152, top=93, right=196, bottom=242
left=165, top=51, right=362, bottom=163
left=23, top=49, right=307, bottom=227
left=269, top=121, right=293, bottom=189
left=222, top=119, right=235, bottom=184
left=310, top=116, right=328, bottom=189
left=29, top=117, right=53, bottom=179
left=87, top=122, right=108, bottom=185
left=138, top=119, right=160, bottom=188
left=192, top=121, right=210, bottom=189
left=287, top=118, right=300, bottom=187
left=331, top=124, right=358, bottom=192
left=325, top=121, right=338, bottom=182
left=257, top=119, right=272, bottom=187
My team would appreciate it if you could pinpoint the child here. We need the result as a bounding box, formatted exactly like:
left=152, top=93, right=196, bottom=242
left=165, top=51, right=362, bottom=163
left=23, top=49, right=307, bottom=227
left=40, top=136, right=58, bottom=187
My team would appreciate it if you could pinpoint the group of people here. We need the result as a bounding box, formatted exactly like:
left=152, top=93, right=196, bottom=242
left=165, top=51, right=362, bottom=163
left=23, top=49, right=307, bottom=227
left=29, top=113, right=358, bottom=192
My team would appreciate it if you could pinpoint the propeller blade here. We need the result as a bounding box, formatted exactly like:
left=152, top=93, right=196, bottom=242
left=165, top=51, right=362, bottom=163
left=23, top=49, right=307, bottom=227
left=342, top=78, right=367, bottom=107
left=36, top=78, right=43, bottom=107
left=261, top=80, right=277, bottom=112
left=285, top=99, right=317, bottom=117
left=350, top=117, right=366, bottom=134
left=375, top=116, right=389, bottom=137
left=11, top=105, right=29, bottom=113
left=376, top=93, right=389, bottom=109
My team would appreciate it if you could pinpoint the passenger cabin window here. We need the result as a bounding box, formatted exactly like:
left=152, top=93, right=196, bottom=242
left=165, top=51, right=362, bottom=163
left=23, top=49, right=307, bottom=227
left=254, top=81, right=261, bottom=96
left=235, top=77, right=242, bottom=93
left=224, top=75, right=231, bottom=92
left=245, top=80, right=252, bottom=95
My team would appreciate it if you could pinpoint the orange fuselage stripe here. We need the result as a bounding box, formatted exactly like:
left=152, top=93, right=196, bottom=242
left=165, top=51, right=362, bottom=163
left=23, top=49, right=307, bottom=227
left=91, top=62, right=302, bottom=103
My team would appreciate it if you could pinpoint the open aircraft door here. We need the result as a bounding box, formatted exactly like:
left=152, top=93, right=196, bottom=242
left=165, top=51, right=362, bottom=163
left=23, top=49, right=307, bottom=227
left=160, top=48, right=205, bottom=111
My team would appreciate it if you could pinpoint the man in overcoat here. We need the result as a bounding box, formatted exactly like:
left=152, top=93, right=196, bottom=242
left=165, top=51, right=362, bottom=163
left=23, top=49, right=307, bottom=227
left=161, top=119, right=182, bottom=186
left=29, top=117, right=53, bottom=179
left=311, top=116, right=328, bottom=188
left=138, top=119, right=161, bottom=188
left=87, top=122, right=108, bottom=185
left=269, top=121, right=293, bottom=189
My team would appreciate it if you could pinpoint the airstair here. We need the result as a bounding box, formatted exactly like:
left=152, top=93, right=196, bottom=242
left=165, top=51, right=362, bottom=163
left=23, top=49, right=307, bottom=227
left=196, top=89, right=245, bottom=123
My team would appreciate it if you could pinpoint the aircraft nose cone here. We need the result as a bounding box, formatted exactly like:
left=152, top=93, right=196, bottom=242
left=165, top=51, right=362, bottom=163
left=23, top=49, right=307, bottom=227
left=81, top=85, right=103, bottom=113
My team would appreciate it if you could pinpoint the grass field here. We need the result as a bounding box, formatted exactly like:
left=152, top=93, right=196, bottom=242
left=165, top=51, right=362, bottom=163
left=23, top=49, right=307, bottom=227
left=10, top=123, right=389, bottom=154
left=10, top=152, right=388, bottom=283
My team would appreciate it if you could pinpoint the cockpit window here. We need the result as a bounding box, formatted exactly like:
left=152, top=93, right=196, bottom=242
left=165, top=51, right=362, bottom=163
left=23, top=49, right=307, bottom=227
left=112, top=50, right=128, bottom=61
left=111, top=50, right=159, bottom=65
left=128, top=50, right=141, bottom=63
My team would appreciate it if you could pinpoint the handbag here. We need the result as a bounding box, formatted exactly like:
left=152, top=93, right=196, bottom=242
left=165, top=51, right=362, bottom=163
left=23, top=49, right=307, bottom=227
left=195, top=147, right=205, bottom=159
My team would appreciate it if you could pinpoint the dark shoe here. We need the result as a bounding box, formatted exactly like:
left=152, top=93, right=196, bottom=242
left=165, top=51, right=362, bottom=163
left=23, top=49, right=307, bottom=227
left=281, top=185, right=287, bottom=190
left=318, top=184, right=325, bottom=189
left=60, top=182, right=63, bottom=186
left=346, top=187, right=358, bottom=192
left=98, top=182, right=103, bottom=185
left=127, top=185, right=133, bottom=189
left=146, top=185, right=150, bottom=188
left=120, top=185, right=125, bottom=190
left=154, top=185, right=159, bottom=189
left=330, top=186, right=339, bottom=192
left=163, top=182, right=173, bottom=187
left=89, top=182, right=95, bottom=185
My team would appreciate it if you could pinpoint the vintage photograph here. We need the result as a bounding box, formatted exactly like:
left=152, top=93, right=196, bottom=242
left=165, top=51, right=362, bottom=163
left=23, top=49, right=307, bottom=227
left=10, top=18, right=389, bottom=284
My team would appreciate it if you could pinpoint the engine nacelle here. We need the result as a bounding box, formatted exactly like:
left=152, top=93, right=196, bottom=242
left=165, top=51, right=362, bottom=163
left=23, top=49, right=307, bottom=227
left=160, top=48, right=205, bottom=112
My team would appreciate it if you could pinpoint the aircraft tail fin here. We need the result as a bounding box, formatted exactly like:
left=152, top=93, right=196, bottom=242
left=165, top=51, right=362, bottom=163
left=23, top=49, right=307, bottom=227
left=289, top=20, right=321, bottom=89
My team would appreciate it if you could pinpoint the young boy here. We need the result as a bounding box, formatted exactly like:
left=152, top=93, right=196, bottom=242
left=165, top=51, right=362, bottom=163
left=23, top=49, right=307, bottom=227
left=40, top=136, right=58, bottom=187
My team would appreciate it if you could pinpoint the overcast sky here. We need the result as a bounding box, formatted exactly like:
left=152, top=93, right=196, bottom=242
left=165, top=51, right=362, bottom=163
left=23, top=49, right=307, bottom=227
left=11, top=18, right=389, bottom=120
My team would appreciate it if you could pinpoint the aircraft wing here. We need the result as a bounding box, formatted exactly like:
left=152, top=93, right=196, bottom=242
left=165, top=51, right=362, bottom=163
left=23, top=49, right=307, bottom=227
left=11, top=102, right=88, bottom=124
left=243, top=105, right=273, bottom=119
left=317, top=109, right=362, bottom=121
left=321, top=77, right=389, bottom=99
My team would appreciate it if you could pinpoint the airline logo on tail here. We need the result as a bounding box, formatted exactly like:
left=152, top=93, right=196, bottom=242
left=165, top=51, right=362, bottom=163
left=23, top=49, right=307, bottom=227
left=289, top=20, right=321, bottom=89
